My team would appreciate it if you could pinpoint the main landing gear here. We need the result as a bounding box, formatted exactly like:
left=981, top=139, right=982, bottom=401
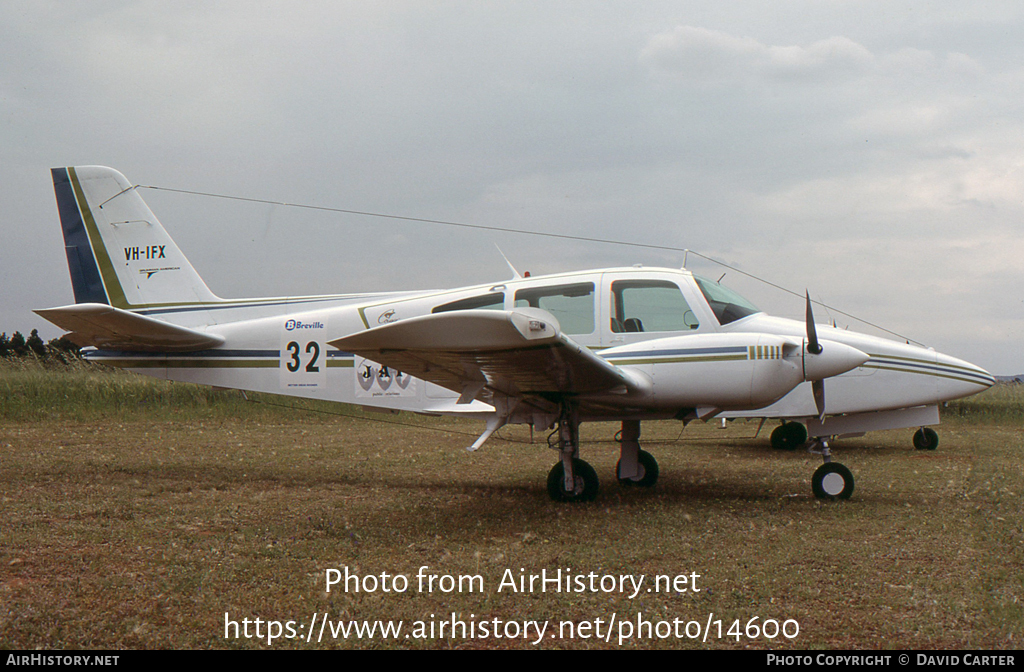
left=913, top=427, right=939, bottom=451
left=545, top=411, right=659, bottom=502
left=546, top=404, right=599, bottom=502
left=615, top=419, right=659, bottom=487
left=770, top=421, right=807, bottom=451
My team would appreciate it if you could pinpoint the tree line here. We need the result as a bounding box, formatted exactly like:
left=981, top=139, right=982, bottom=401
left=0, top=330, right=81, bottom=363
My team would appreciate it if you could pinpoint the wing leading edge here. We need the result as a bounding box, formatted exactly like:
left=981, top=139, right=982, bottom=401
left=328, top=308, right=635, bottom=403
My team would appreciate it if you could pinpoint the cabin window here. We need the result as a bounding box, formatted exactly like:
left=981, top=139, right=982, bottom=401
left=432, top=293, right=505, bottom=313
left=514, top=282, right=595, bottom=334
left=610, top=280, right=698, bottom=333
left=694, top=276, right=761, bottom=325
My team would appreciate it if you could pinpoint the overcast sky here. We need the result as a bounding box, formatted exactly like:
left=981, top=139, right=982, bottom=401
left=2, top=1, right=1022, bottom=373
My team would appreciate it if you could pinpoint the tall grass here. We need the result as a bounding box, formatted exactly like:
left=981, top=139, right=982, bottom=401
left=944, top=383, right=1024, bottom=425
left=0, top=358, right=283, bottom=422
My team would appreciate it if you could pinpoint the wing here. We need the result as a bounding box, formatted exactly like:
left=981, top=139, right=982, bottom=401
left=34, top=303, right=225, bottom=352
left=329, top=308, right=632, bottom=403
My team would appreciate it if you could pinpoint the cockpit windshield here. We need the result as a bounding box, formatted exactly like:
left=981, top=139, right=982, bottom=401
left=694, top=275, right=761, bottom=325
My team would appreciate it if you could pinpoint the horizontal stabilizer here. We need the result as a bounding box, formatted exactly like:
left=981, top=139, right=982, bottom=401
left=35, top=303, right=225, bottom=352
left=330, top=309, right=631, bottom=400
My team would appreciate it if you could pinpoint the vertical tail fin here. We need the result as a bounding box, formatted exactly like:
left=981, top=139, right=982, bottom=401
left=52, top=166, right=220, bottom=309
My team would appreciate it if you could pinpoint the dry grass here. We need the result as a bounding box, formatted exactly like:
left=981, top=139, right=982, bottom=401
left=1, top=366, right=1021, bottom=649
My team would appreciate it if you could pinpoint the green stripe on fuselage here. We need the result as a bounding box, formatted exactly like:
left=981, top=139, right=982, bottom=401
left=866, top=353, right=985, bottom=375
left=862, top=363, right=991, bottom=387
left=98, top=359, right=279, bottom=369
left=609, top=354, right=748, bottom=366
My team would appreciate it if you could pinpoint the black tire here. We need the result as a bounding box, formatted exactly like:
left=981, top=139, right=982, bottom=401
left=547, top=459, right=599, bottom=502
left=812, top=462, right=854, bottom=500
left=616, top=450, right=659, bottom=487
left=771, top=422, right=807, bottom=450
left=785, top=422, right=808, bottom=447
left=913, top=427, right=939, bottom=451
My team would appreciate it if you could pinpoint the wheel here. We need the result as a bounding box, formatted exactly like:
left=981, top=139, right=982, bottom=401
left=547, top=459, right=599, bottom=502
left=616, top=450, right=659, bottom=487
left=785, top=422, right=808, bottom=447
left=913, top=427, right=939, bottom=451
left=770, top=422, right=807, bottom=450
left=811, top=462, right=854, bottom=500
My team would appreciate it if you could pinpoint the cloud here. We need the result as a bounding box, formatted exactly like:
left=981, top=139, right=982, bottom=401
left=640, top=26, right=873, bottom=82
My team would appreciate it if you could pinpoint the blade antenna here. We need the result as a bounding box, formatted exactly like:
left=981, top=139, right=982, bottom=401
left=495, top=244, right=522, bottom=280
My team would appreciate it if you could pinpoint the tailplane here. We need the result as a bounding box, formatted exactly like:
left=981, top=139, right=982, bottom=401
left=52, top=166, right=220, bottom=309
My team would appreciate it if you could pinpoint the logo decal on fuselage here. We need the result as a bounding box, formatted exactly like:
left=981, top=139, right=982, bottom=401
left=355, top=358, right=416, bottom=398
left=138, top=266, right=181, bottom=279
left=280, top=315, right=328, bottom=390
left=285, top=319, right=325, bottom=331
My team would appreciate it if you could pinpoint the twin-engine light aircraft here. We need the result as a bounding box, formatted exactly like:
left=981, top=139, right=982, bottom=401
left=37, top=166, right=995, bottom=502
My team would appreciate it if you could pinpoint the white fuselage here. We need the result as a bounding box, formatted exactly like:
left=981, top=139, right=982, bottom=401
left=87, top=266, right=993, bottom=430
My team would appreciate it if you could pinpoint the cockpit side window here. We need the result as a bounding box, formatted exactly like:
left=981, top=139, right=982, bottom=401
left=694, top=276, right=761, bottom=325
left=432, top=293, right=505, bottom=314
left=514, top=282, right=595, bottom=334
left=610, top=280, right=698, bottom=333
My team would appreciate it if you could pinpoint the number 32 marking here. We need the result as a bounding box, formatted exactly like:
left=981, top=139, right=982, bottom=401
left=285, top=341, right=320, bottom=373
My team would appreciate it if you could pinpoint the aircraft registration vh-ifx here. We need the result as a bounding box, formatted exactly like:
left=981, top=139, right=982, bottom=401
left=37, top=166, right=995, bottom=502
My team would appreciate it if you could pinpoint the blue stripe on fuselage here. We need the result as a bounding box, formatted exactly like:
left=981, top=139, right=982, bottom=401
left=135, top=296, right=355, bottom=316
left=868, top=357, right=994, bottom=385
left=87, top=348, right=355, bottom=358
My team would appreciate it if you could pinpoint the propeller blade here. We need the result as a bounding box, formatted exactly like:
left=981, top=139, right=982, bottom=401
left=805, top=291, right=822, bottom=355
left=812, top=379, right=826, bottom=420
left=807, top=291, right=825, bottom=419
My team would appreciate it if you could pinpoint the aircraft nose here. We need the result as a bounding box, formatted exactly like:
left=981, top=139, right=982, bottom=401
left=802, top=340, right=870, bottom=381
left=934, top=352, right=995, bottom=396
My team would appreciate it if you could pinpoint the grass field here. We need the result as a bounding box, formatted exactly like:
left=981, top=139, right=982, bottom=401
left=1, top=361, right=1022, bottom=649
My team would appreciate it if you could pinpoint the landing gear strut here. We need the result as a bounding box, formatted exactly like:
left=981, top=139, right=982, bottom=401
left=809, top=438, right=854, bottom=500
left=546, top=403, right=599, bottom=502
left=913, top=427, right=939, bottom=451
left=616, top=420, right=659, bottom=487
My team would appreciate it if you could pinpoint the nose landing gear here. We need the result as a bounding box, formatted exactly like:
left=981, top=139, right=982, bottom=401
left=808, top=438, right=854, bottom=500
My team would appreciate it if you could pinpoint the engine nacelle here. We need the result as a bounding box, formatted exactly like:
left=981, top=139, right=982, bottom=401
left=601, top=332, right=867, bottom=411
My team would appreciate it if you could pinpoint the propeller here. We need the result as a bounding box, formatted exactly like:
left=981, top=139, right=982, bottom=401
left=789, top=291, right=869, bottom=421
left=805, top=292, right=826, bottom=419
